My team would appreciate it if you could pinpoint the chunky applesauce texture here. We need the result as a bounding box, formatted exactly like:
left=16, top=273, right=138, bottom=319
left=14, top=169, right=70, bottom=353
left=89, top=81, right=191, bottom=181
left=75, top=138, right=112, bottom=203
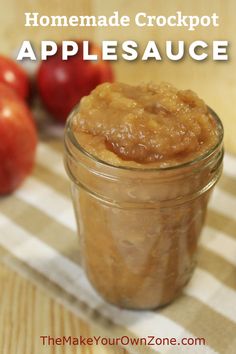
left=73, top=82, right=218, bottom=167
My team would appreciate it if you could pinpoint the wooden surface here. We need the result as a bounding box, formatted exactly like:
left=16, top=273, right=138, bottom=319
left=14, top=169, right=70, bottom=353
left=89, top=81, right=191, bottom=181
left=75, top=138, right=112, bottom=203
left=0, top=1, right=235, bottom=353
left=0, top=258, right=128, bottom=354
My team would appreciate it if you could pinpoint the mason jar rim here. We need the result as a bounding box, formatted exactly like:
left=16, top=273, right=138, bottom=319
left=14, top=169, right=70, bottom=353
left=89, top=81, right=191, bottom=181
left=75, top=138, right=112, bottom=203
left=65, top=104, right=224, bottom=173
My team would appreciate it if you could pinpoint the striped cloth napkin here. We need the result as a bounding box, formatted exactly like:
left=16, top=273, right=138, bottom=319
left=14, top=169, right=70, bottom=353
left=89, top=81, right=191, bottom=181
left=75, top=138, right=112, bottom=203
left=0, top=133, right=235, bottom=354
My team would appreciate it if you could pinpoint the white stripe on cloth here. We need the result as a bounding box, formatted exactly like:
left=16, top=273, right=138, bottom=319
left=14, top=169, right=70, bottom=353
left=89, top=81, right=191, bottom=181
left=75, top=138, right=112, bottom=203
left=15, top=177, right=76, bottom=232
left=37, top=143, right=66, bottom=177
left=223, top=153, right=236, bottom=178
left=184, top=268, right=236, bottom=323
left=0, top=213, right=218, bottom=354
left=209, top=188, right=236, bottom=221
left=201, top=226, right=236, bottom=267
left=0, top=213, right=101, bottom=306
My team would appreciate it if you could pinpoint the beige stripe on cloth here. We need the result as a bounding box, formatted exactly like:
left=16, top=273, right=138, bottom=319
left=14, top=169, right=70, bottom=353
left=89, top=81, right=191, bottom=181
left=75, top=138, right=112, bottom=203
left=0, top=140, right=236, bottom=354
left=207, top=210, right=236, bottom=240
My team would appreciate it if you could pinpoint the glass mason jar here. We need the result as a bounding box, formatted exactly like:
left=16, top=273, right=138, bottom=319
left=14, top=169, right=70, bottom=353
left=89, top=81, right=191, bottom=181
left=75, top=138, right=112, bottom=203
left=64, top=106, right=224, bottom=310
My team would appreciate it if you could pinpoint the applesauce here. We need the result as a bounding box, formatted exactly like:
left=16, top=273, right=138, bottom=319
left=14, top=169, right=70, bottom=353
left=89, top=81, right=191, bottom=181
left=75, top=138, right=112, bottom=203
left=64, top=82, right=223, bottom=309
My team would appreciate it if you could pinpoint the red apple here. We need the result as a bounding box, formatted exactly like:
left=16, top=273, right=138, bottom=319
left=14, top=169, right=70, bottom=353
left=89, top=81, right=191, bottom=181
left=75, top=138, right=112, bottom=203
left=0, top=83, right=37, bottom=195
left=0, top=55, right=30, bottom=100
left=37, top=41, right=114, bottom=123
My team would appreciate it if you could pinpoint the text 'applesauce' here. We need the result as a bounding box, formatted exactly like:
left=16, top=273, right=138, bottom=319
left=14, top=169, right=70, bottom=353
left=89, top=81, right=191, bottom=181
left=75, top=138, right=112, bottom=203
left=64, top=82, right=223, bottom=309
